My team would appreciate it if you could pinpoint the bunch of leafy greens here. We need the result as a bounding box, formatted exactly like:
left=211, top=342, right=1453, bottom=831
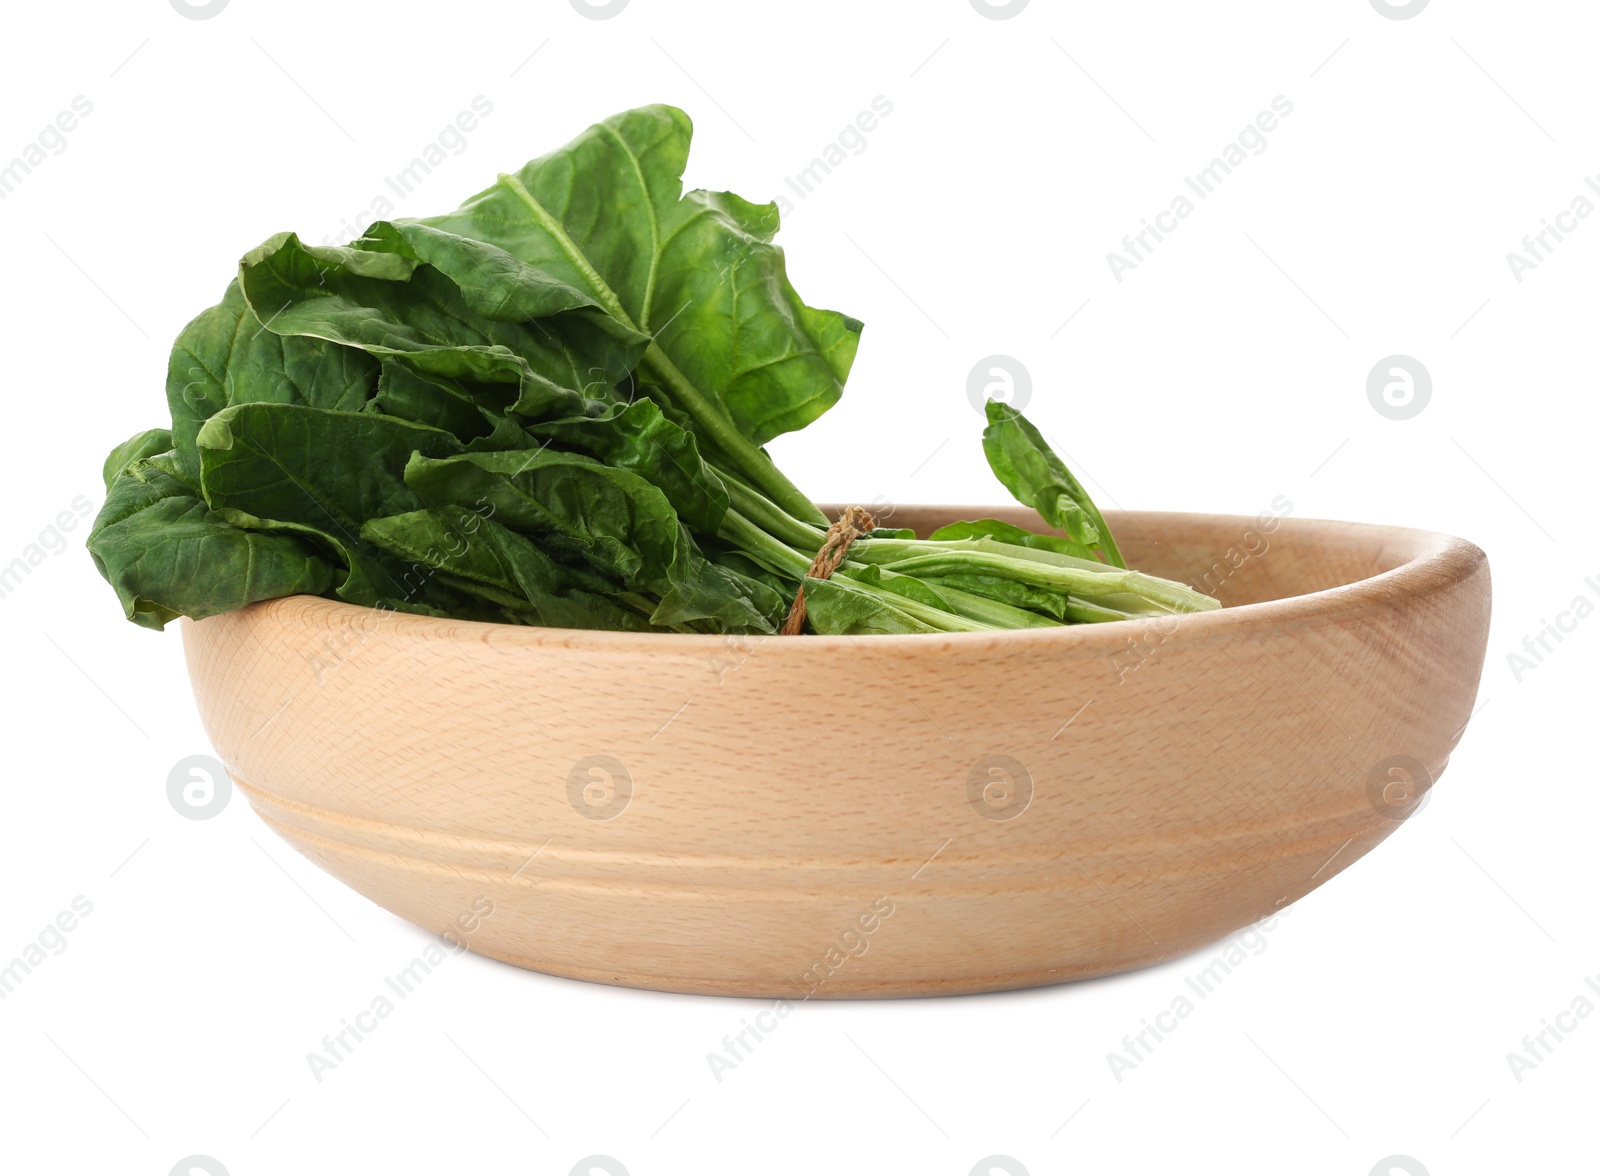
left=90, top=105, right=1217, bottom=636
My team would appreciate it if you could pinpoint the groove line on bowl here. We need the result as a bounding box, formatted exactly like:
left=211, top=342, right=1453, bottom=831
left=245, top=789, right=1394, bottom=899
left=229, top=769, right=1398, bottom=877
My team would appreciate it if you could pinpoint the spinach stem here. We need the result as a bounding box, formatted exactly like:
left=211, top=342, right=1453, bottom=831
left=718, top=510, right=994, bottom=633
left=853, top=573, right=1063, bottom=629
left=718, top=509, right=812, bottom=579
left=717, top=466, right=827, bottom=549
left=642, top=346, right=828, bottom=527
left=867, top=550, right=1218, bottom=613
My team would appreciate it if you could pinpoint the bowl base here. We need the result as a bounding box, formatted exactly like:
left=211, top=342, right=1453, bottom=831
left=464, top=944, right=1179, bottom=1000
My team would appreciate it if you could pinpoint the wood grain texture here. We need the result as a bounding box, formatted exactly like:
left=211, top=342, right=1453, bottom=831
left=183, top=506, right=1491, bottom=997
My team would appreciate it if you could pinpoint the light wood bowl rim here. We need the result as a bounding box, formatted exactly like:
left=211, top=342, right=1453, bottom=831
left=233, top=507, right=1484, bottom=650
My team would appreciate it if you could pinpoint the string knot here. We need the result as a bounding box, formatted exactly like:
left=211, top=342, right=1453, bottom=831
left=779, top=505, right=877, bottom=635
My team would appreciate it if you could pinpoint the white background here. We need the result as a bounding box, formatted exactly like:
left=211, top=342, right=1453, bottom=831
left=1, top=1, right=1594, bottom=1172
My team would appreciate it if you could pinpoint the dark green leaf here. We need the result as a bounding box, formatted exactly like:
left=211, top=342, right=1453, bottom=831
left=196, top=401, right=465, bottom=609
left=165, top=279, right=377, bottom=482
left=522, top=398, right=729, bottom=534
left=403, top=448, right=677, bottom=585
left=412, top=104, right=857, bottom=521
left=370, top=360, right=494, bottom=440
left=800, top=576, right=941, bottom=635
left=88, top=455, right=336, bottom=630
left=916, top=571, right=1071, bottom=621
left=361, top=506, right=662, bottom=632
left=102, top=428, right=173, bottom=491
left=404, top=448, right=776, bottom=632
left=238, top=229, right=647, bottom=421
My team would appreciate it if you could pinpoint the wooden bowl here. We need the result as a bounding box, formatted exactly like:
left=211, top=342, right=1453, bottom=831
left=183, top=506, right=1490, bottom=998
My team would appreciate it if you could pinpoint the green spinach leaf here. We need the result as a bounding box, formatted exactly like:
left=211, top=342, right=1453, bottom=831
left=89, top=455, right=337, bottom=629
left=981, top=400, right=1126, bottom=568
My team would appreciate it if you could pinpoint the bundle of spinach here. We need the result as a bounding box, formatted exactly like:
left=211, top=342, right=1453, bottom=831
left=89, top=105, right=1217, bottom=636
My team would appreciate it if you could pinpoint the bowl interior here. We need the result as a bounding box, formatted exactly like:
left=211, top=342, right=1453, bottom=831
left=877, top=504, right=1431, bottom=609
